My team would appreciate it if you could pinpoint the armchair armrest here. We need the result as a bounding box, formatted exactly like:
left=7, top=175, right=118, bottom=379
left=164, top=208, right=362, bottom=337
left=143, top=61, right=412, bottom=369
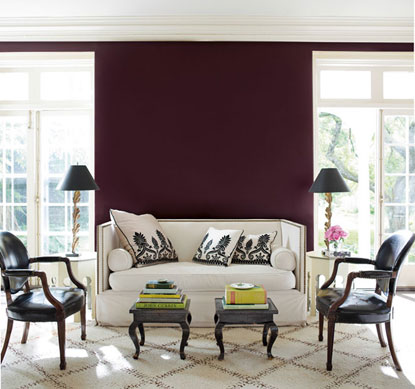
left=30, top=256, right=86, bottom=292
left=2, top=268, right=65, bottom=317
left=320, top=257, right=375, bottom=290
left=327, top=270, right=395, bottom=316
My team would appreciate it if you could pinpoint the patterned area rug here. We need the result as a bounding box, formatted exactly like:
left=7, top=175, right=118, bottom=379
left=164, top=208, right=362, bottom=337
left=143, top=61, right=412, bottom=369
left=1, top=319, right=414, bottom=389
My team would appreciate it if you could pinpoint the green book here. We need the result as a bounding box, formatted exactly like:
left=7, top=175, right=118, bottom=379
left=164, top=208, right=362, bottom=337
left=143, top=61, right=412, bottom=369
left=145, top=280, right=175, bottom=289
left=222, top=297, right=269, bottom=310
left=136, top=295, right=187, bottom=309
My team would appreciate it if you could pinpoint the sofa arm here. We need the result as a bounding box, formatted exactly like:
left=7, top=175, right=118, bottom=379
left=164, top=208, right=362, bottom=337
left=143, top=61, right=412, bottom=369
left=270, top=247, right=296, bottom=271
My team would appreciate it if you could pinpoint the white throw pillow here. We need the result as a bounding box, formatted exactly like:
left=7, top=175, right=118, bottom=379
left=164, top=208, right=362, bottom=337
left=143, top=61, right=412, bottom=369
left=270, top=247, right=296, bottom=271
left=232, top=231, right=277, bottom=265
left=110, top=209, right=178, bottom=266
left=193, top=227, right=243, bottom=267
left=108, top=248, right=133, bottom=272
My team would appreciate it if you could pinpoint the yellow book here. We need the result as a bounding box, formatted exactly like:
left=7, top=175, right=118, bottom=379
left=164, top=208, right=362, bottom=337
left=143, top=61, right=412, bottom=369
left=225, top=285, right=267, bottom=304
left=139, top=290, right=182, bottom=299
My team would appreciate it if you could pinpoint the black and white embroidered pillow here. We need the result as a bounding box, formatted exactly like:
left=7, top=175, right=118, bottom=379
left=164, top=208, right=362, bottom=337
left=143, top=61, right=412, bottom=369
left=193, top=227, right=243, bottom=267
left=231, top=232, right=277, bottom=265
left=110, top=209, right=178, bottom=266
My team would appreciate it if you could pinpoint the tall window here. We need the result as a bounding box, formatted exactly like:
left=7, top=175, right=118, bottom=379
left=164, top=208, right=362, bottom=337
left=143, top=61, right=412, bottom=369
left=0, top=53, right=94, bottom=256
left=313, top=52, right=414, bottom=271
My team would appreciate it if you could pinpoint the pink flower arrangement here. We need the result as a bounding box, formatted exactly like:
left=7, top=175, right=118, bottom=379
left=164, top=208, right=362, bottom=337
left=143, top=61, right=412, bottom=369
left=325, top=225, right=348, bottom=247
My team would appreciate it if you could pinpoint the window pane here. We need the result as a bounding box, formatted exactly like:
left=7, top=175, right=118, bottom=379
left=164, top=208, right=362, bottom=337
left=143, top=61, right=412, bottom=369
left=384, top=116, right=406, bottom=144
left=384, top=145, right=406, bottom=174
left=409, top=177, right=415, bottom=204
left=384, top=176, right=406, bottom=203
left=0, top=72, right=29, bottom=100
left=384, top=206, right=406, bottom=233
left=410, top=146, right=415, bottom=173
left=41, top=72, right=92, bottom=101
left=320, top=71, right=371, bottom=99
left=13, top=178, right=26, bottom=203
left=383, top=72, right=415, bottom=99
left=410, top=119, right=415, bottom=144
left=47, top=206, right=65, bottom=232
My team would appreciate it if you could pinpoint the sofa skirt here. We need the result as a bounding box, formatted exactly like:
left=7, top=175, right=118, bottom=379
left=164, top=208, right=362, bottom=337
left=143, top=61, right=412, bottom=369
left=96, top=289, right=307, bottom=327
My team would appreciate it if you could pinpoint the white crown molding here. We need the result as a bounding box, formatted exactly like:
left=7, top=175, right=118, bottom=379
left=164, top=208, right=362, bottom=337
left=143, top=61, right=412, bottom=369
left=0, top=16, right=413, bottom=43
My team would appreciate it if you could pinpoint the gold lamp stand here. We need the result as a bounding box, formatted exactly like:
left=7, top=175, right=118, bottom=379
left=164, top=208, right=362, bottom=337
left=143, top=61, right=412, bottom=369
left=324, top=192, right=332, bottom=250
left=70, top=190, right=81, bottom=256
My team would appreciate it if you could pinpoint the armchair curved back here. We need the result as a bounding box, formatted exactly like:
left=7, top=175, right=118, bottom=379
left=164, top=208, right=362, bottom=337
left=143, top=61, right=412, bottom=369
left=0, top=231, right=30, bottom=294
left=375, top=230, right=415, bottom=295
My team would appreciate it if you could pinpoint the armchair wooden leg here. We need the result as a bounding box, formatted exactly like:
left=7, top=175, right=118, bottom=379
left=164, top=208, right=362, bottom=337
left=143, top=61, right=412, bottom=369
left=80, top=302, right=86, bottom=341
left=21, top=322, right=30, bottom=344
left=318, top=312, right=324, bottom=341
left=1, top=319, right=14, bottom=363
left=385, top=321, right=402, bottom=371
left=376, top=323, right=386, bottom=348
left=57, top=320, right=66, bottom=370
left=326, top=318, right=336, bottom=371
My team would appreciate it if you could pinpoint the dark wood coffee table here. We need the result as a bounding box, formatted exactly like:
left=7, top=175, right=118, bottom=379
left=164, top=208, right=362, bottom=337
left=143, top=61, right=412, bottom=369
left=214, top=297, right=278, bottom=360
left=129, top=299, right=191, bottom=360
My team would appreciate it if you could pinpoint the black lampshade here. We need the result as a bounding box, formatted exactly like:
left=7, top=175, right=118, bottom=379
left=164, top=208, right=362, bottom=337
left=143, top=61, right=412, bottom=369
left=57, top=165, right=100, bottom=191
left=309, top=168, right=350, bottom=193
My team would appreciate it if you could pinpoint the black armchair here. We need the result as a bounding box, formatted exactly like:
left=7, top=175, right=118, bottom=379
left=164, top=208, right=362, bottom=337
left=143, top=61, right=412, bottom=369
left=316, top=230, right=415, bottom=371
left=0, top=231, right=87, bottom=370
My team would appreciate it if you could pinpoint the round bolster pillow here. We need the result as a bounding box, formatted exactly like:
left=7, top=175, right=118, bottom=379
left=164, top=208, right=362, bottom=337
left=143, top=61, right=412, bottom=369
left=270, top=247, right=296, bottom=271
left=108, top=248, right=133, bottom=272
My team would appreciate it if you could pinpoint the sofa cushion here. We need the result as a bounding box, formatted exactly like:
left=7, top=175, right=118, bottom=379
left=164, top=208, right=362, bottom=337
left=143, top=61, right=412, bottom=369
left=108, top=262, right=296, bottom=292
left=110, top=210, right=178, bottom=265
left=193, top=227, right=243, bottom=266
left=270, top=247, right=296, bottom=271
left=108, top=248, right=134, bottom=272
left=232, top=232, right=277, bottom=265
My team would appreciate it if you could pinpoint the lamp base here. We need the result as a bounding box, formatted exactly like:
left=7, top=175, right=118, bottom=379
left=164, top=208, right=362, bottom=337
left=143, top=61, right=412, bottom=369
left=65, top=253, right=80, bottom=257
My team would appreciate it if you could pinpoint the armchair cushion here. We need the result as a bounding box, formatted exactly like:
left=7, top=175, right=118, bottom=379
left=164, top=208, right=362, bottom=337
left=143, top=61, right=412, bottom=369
left=316, top=288, right=390, bottom=324
left=7, top=287, right=85, bottom=322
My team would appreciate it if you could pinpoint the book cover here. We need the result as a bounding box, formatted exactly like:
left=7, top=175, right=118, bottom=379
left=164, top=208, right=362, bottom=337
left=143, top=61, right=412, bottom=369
left=142, top=287, right=179, bottom=295
left=146, top=280, right=175, bottom=289
left=137, top=294, right=184, bottom=303
left=225, top=285, right=267, bottom=304
left=135, top=295, right=188, bottom=309
left=222, top=297, right=269, bottom=310
left=140, top=289, right=182, bottom=299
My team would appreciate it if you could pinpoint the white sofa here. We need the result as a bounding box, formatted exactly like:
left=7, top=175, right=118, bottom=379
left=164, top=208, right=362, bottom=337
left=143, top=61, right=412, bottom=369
left=96, top=219, right=307, bottom=326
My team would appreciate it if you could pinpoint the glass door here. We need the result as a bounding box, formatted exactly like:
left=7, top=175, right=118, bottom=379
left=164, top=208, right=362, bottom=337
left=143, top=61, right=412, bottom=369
left=381, top=110, right=415, bottom=286
left=0, top=111, right=36, bottom=255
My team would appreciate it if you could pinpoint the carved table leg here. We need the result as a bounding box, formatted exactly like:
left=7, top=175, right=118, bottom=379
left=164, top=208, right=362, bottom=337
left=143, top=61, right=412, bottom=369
left=266, top=322, right=278, bottom=360
left=138, top=323, right=145, bottom=346
left=180, top=320, right=190, bottom=360
left=215, top=322, right=225, bottom=360
left=129, top=321, right=140, bottom=359
left=263, top=323, right=269, bottom=346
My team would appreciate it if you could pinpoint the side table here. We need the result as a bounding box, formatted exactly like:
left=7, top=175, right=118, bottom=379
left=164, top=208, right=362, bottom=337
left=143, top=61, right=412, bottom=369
left=129, top=299, right=192, bottom=360
left=56, top=252, right=97, bottom=322
left=306, top=250, right=348, bottom=316
left=214, top=298, right=278, bottom=360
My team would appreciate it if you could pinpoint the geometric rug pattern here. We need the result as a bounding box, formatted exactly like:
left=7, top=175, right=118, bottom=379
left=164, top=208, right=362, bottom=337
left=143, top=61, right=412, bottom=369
left=1, top=319, right=414, bottom=389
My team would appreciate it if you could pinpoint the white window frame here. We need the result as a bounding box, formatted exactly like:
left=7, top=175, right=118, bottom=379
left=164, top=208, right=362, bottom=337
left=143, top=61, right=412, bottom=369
left=313, top=51, right=414, bottom=275
left=0, top=52, right=95, bottom=256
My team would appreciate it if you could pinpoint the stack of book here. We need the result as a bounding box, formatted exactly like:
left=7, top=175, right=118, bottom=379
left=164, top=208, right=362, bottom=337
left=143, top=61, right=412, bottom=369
left=136, top=279, right=187, bottom=309
left=222, top=284, right=268, bottom=309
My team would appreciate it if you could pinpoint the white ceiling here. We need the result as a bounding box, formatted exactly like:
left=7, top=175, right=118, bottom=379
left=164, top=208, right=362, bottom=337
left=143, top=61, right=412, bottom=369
left=1, top=0, right=412, bottom=17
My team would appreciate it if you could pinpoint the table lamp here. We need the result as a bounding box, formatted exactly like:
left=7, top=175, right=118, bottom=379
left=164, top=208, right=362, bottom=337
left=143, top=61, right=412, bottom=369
left=309, top=168, right=350, bottom=250
left=57, top=165, right=99, bottom=256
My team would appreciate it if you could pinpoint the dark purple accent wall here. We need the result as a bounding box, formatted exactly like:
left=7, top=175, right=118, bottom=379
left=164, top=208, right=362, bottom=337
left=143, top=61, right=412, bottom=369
left=1, top=42, right=412, bottom=249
